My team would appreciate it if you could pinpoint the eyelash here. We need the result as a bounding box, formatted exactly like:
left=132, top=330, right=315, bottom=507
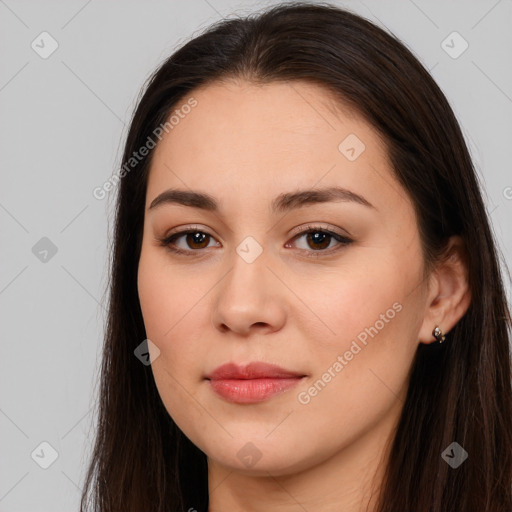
left=158, top=224, right=353, bottom=259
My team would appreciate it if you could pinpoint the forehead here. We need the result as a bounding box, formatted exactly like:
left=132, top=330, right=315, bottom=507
left=153, top=78, right=378, bottom=159
left=146, top=79, right=403, bottom=215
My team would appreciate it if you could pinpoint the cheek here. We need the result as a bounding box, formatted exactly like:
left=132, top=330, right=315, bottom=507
left=137, top=254, right=198, bottom=376
left=137, top=248, right=197, bottom=340
left=137, top=249, right=212, bottom=384
left=138, top=251, right=212, bottom=439
left=292, top=255, right=421, bottom=411
left=295, top=260, right=408, bottom=353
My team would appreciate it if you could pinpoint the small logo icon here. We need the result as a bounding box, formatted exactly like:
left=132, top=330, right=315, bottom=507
left=134, top=339, right=161, bottom=366
left=31, top=441, right=59, bottom=469
left=31, top=31, right=59, bottom=59
left=236, top=442, right=262, bottom=468
left=441, top=441, right=468, bottom=468
left=236, top=236, right=263, bottom=264
left=441, top=31, right=468, bottom=59
left=338, top=134, right=366, bottom=161
left=32, top=237, right=58, bottom=263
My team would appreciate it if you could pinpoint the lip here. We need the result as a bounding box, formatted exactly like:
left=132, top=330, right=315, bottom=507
left=205, top=362, right=307, bottom=404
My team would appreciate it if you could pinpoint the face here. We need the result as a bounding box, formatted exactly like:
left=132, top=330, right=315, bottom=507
left=137, top=79, right=429, bottom=476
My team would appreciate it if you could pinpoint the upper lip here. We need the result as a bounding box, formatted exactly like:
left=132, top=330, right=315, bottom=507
left=206, top=362, right=306, bottom=380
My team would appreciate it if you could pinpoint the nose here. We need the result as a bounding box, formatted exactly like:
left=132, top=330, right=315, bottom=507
left=211, top=246, right=287, bottom=337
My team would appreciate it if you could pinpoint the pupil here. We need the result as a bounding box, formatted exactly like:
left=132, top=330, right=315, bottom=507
left=188, top=232, right=208, bottom=248
left=308, top=232, right=330, bottom=250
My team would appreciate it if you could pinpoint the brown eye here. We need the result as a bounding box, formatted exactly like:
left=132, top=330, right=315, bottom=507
left=184, top=232, right=211, bottom=249
left=304, top=231, right=332, bottom=250
left=289, top=227, right=353, bottom=256
left=161, top=229, right=220, bottom=255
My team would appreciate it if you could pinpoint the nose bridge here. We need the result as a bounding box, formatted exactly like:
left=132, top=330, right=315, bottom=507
left=211, top=236, right=286, bottom=334
left=222, top=237, right=271, bottom=311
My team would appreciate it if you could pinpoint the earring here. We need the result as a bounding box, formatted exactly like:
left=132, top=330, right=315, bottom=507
left=432, top=326, right=446, bottom=344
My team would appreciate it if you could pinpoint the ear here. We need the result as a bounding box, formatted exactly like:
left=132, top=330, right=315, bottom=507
left=418, top=235, right=471, bottom=344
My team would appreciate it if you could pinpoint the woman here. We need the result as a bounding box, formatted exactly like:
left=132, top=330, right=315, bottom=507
left=80, top=2, right=512, bottom=511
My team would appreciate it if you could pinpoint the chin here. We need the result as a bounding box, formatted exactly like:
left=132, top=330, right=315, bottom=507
left=203, top=436, right=327, bottom=477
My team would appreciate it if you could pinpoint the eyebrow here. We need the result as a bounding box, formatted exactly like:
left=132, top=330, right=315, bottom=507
left=148, top=186, right=375, bottom=213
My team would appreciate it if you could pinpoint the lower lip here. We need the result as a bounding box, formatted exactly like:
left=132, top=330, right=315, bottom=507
left=208, top=377, right=303, bottom=404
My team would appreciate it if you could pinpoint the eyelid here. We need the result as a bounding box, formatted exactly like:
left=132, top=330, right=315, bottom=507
left=162, top=223, right=350, bottom=242
left=290, top=222, right=352, bottom=238
left=163, top=224, right=212, bottom=238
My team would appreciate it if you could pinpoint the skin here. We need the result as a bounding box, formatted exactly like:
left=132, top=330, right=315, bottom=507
left=137, top=79, right=471, bottom=512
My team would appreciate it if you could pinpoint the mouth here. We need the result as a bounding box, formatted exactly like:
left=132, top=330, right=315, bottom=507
left=205, top=362, right=308, bottom=404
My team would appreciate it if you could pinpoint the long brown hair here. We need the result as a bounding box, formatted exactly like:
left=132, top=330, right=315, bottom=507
left=80, top=3, right=512, bottom=511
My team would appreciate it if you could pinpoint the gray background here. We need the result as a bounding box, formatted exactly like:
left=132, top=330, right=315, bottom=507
left=1, top=0, right=511, bottom=510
